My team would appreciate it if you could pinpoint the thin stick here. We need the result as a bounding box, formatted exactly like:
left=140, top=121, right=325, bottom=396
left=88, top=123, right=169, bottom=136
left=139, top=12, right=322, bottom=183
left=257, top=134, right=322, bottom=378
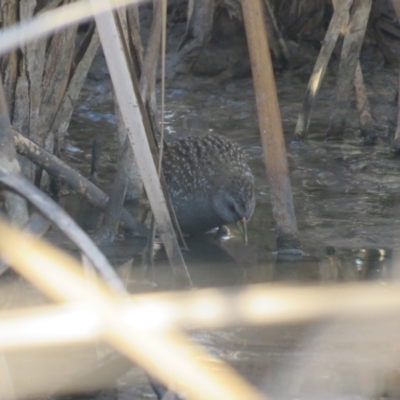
left=327, top=0, right=373, bottom=139
left=0, top=303, right=101, bottom=350
left=158, top=0, right=167, bottom=176
left=115, top=4, right=188, bottom=250
left=241, top=0, right=301, bottom=253
left=142, top=0, right=168, bottom=277
left=331, top=0, right=375, bottom=144
left=92, top=14, right=143, bottom=244
left=264, top=0, right=290, bottom=65
left=354, top=61, right=376, bottom=144
left=294, top=0, right=354, bottom=140
left=0, top=0, right=142, bottom=57
left=132, top=282, right=400, bottom=329
left=3, top=279, right=400, bottom=350
left=51, top=27, right=101, bottom=137
left=92, top=136, right=133, bottom=244
left=93, top=5, right=192, bottom=287
left=140, top=0, right=167, bottom=279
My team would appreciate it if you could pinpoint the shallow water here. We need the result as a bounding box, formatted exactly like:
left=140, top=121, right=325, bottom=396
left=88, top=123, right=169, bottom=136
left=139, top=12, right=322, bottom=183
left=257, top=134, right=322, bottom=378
left=63, top=47, right=400, bottom=285
left=25, top=46, right=398, bottom=399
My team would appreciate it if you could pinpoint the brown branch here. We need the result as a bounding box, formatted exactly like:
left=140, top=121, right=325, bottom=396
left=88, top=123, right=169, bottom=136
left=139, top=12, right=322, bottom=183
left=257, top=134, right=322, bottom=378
left=242, top=0, right=301, bottom=253
left=12, top=127, right=148, bottom=235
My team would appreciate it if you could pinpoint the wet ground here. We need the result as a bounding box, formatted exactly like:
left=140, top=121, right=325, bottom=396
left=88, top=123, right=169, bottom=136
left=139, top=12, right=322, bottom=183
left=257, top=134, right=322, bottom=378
left=5, top=13, right=400, bottom=399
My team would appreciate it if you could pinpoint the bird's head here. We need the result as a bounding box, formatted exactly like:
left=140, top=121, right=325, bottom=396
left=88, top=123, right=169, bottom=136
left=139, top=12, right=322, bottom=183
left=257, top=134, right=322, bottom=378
left=212, top=176, right=255, bottom=244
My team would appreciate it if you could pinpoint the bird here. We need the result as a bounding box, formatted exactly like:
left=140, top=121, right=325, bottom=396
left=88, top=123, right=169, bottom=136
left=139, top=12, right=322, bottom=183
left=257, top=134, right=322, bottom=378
left=162, top=134, right=255, bottom=242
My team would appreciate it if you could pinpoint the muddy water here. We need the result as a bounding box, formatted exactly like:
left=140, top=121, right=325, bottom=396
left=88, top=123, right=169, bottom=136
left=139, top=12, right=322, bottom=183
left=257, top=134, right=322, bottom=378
left=64, top=49, right=400, bottom=287
left=32, top=50, right=399, bottom=399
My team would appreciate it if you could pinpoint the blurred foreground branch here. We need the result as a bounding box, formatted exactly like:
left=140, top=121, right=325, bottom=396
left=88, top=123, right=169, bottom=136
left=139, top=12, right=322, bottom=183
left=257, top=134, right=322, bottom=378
left=0, top=280, right=399, bottom=352
left=0, top=0, right=142, bottom=57
left=0, top=218, right=266, bottom=400
left=0, top=168, right=126, bottom=294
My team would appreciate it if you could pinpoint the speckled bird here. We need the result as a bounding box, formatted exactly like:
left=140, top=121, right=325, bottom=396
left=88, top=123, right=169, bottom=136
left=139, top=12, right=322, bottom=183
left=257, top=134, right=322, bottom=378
left=163, top=134, right=255, bottom=241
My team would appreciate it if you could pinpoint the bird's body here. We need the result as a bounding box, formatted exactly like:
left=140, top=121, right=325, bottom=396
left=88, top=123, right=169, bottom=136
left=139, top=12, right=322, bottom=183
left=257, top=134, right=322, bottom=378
left=163, top=134, right=255, bottom=236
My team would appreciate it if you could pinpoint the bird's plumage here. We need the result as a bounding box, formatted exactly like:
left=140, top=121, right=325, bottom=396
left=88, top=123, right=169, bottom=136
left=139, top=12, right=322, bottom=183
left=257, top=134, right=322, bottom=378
left=163, top=134, right=255, bottom=235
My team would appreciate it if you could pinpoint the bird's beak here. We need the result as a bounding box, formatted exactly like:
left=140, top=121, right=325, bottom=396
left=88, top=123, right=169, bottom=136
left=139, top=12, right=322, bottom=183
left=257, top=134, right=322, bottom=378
left=236, top=217, right=248, bottom=245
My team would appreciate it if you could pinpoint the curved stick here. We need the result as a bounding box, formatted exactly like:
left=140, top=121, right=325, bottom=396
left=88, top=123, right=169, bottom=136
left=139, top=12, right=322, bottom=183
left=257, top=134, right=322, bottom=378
left=0, top=167, right=126, bottom=294
left=12, top=128, right=147, bottom=236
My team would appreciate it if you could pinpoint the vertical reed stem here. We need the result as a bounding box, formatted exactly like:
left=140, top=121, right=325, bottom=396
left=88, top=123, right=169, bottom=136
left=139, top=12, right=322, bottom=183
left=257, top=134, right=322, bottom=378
left=327, top=0, right=372, bottom=139
left=294, top=0, right=353, bottom=140
left=93, top=5, right=192, bottom=287
left=241, top=0, right=301, bottom=253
